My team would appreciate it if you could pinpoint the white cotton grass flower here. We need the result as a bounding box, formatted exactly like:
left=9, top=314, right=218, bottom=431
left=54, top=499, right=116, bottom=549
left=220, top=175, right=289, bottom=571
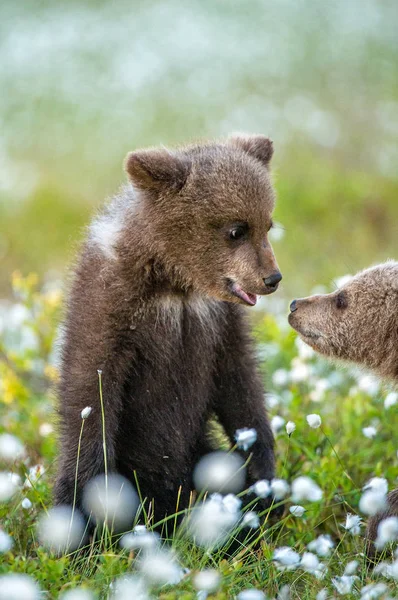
left=60, top=590, right=96, bottom=600
left=316, top=589, right=328, bottom=600
left=374, top=559, right=398, bottom=579
left=0, top=529, right=13, bottom=553
left=332, top=575, right=358, bottom=595
left=363, top=477, right=388, bottom=495
left=271, top=415, right=285, bottom=435
left=24, top=464, right=45, bottom=488
left=343, top=514, right=362, bottom=535
left=39, top=423, right=53, bottom=437
left=81, top=406, right=92, bottom=420
left=222, top=493, right=242, bottom=514
left=187, top=494, right=240, bottom=548
left=290, top=358, right=311, bottom=382
left=307, top=534, right=334, bottom=557
left=108, top=575, right=149, bottom=600
left=119, top=530, right=160, bottom=552
left=193, top=569, right=221, bottom=593
left=237, top=591, right=266, bottom=600
left=273, top=546, right=301, bottom=571
left=286, top=421, right=296, bottom=435
left=277, top=585, right=291, bottom=600
left=0, top=573, right=41, bottom=600
left=0, top=471, right=17, bottom=502
left=344, top=560, right=359, bottom=576
left=362, top=426, right=377, bottom=439
left=359, top=490, right=388, bottom=516
left=22, top=498, right=32, bottom=510
left=306, top=413, right=322, bottom=428
left=265, top=392, right=280, bottom=409
left=291, top=476, right=323, bottom=503
left=289, top=505, right=305, bottom=517
left=309, top=379, right=330, bottom=403
left=0, top=433, right=25, bottom=462
left=271, top=478, right=290, bottom=500
left=375, top=516, right=398, bottom=549
left=82, top=473, right=139, bottom=532
left=251, top=479, right=271, bottom=499
left=242, top=511, right=260, bottom=528
left=357, top=374, right=379, bottom=396
left=193, top=451, right=246, bottom=495
left=138, top=549, right=184, bottom=586
left=385, top=392, right=398, bottom=409
left=37, top=505, right=85, bottom=555
left=235, top=428, right=257, bottom=451
left=272, top=368, right=289, bottom=387
left=300, top=552, right=325, bottom=577
left=360, top=582, right=388, bottom=600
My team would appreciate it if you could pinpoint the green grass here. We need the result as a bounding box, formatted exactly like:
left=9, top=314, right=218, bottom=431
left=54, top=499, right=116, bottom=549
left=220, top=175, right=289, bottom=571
left=1, top=274, right=398, bottom=599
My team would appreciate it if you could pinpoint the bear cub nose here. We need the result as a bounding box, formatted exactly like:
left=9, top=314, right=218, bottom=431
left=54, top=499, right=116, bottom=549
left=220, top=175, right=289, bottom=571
left=264, top=272, right=283, bottom=288
left=290, top=299, right=297, bottom=312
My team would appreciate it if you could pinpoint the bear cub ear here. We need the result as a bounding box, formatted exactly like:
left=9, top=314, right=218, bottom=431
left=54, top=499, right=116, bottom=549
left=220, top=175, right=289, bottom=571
left=228, top=134, right=274, bottom=167
left=124, top=148, right=190, bottom=193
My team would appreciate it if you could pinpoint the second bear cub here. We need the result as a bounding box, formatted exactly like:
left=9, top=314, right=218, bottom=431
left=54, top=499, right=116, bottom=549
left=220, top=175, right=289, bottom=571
left=55, top=134, right=282, bottom=524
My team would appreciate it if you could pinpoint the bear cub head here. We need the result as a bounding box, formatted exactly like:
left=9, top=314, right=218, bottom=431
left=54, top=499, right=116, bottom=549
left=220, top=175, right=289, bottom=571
left=288, top=261, right=398, bottom=380
left=124, top=134, right=282, bottom=306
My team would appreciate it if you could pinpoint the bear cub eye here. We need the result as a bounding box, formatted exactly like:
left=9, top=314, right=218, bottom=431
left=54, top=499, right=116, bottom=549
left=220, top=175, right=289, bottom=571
left=336, top=291, right=348, bottom=310
left=229, top=223, right=249, bottom=241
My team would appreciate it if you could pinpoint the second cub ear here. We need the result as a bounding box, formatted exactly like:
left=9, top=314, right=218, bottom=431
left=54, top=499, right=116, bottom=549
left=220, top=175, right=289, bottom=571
left=124, top=148, right=190, bottom=193
left=228, top=134, right=274, bottom=167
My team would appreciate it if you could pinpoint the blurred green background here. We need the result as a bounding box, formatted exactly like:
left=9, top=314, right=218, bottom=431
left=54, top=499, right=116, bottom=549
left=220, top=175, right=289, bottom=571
left=0, top=0, right=397, bottom=298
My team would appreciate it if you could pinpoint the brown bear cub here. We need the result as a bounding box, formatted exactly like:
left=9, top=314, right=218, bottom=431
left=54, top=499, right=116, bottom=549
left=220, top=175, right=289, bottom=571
left=54, top=135, right=282, bottom=527
left=288, top=261, right=398, bottom=557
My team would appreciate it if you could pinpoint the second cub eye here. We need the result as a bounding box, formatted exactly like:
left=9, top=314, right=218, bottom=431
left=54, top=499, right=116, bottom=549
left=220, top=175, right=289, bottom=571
left=336, top=292, right=348, bottom=310
left=229, top=225, right=248, bottom=241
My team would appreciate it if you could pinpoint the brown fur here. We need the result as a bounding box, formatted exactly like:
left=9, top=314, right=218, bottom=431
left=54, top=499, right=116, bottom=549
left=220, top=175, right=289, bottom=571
left=54, top=135, right=282, bottom=527
left=288, top=261, right=398, bottom=558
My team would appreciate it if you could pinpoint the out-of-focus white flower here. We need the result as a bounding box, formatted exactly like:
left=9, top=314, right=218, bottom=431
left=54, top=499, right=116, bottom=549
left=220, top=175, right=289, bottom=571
left=344, top=560, right=359, bottom=576
left=271, top=415, right=285, bottom=435
left=306, top=414, right=322, bottom=428
left=291, top=476, right=323, bottom=503
left=300, top=552, right=325, bottom=577
left=289, top=505, right=305, bottom=517
left=37, top=505, right=85, bottom=555
left=0, top=573, right=40, bottom=600
left=193, top=569, right=221, bottom=593
left=316, top=589, right=328, bottom=600
left=39, top=423, right=53, bottom=437
left=268, top=222, right=285, bottom=242
left=120, top=530, right=160, bottom=552
left=81, top=406, right=92, bottom=419
left=222, top=494, right=242, bottom=514
left=265, top=392, right=280, bottom=409
left=307, top=534, right=334, bottom=557
left=363, top=477, right=388, bottom=495
left=21, top=498, right=32, bottom=510
left=272, top=369, right=289, bottom=387
left=309, top=379, right=330, bottom=403
left=286, top=421, right=296, bottom=435
left=332, top=575, right=358, bottom=595
left=295, top=337, right=315, bottom=360
left=359, top=490, right=387, bottom=516
left=357, top=375, right=379, bottom=396
left=385, top=392, right=398, bottom=409
left=242, top=511, right=260, bottom=528
left=375, top=517, right=398, bottom=549
left=24, top=464, right=46, bottom=488
left=290, top=358, right=311, bottom=383
left=0, top=471, right=17, bottom=502
left=193, top=451, right=246, bottom=495
left=0, top=529, right=13, bottom=553
left=235, top=428, right=257, bottom=451
left=133, top=524, right=147, bottom=535
left=188, top=494, right=240, bottom=548
left=60, top=590, right=96, bottom=600
left=343, top=514, right=362, bottom=535
left=374, top=559, right=398, bottom=579
left=83, top=473, right=138, bottom=532
left=251, top=480, right=271, bottom=499
left=360, top=582, right=388, bottom=600
left=273, top=546, right=300, bottom=570
left=237, top=591, right=266, bottom=600
left=108, top=575, right=149, bottom=600
left=362, top=426, right=377, bottom=439
left=0, top=434, right=25, bottom=462
left=277, top=585, right=291, bottom=600
left=138, top=549, right=184, bottom=586
left=9, top=473, right=22, bottom=487
left=271, top=478, right=290, bottom=500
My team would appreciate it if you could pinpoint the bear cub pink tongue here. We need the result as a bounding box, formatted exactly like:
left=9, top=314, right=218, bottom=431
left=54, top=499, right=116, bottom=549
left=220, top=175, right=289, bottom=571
left=231, top=282, right=257, bottom=306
